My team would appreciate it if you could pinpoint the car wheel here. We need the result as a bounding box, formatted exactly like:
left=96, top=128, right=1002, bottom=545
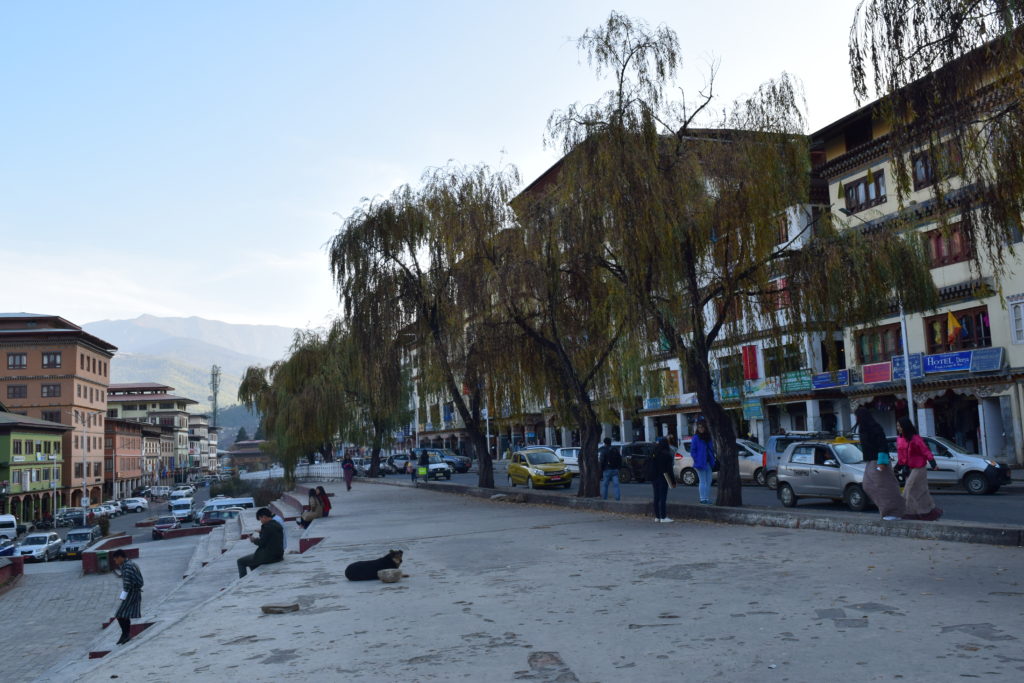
left=778, top=483, right=798, bottom=507
left=844, top=484, right=868, bottom=512
left=527, top=477, right=535, bottom=489
left=964, top=472, right=991, bottom=495
left=507, top=474, right=515, bottom=488
left=618, top=467, right=632, bottom=484
left=134, top=507, right=143, bottom=513
left=754, top=468, right=766, bottom=487
left=681, top=468, right=698, bottom=487
left=445, top=474, right=451, bottom=480
left=766, top=471, right=778, bottom=490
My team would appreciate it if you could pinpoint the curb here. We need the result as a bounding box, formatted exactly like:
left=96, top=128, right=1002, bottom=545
left=390, top=479, right=1024, bottom=548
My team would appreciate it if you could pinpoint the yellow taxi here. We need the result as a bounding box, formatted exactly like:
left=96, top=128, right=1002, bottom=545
left=507, top=447, right=574, bottom=489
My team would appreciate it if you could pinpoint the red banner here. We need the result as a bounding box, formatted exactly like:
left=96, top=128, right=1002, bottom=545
left=862, top=362, right=892, bottom=384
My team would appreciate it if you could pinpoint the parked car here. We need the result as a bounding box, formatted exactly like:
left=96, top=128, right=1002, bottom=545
left=618, top=442, right=657, bottom=483
left=351, top=457, right=386, bottom=477
left=0, top=513, right=17, bottom=541
left=554, top=447, right=581, bottom=474
left=0, top=539, right=15, bottom=556
left=507, top=447, right=573, bottom=489
left=776, top=438, right=871, bottom=511
left=386, top=454, right=414, bottom=474
left=120, top=498, right=149, bottom=513
left=197, top=507, right=243, bottom=526
left=54, top=507, right=92, bottom=528
left=412, top=448, right=470, bottom=474
left=101, top=501, right=122, bottom=517
left=16, top=531, right=63, bottom=562
left=762, top=431, right=835, bottom=490
left=169, top=498, right=196, bottom=523
left=89, top=506, right=109, bottom=519
left=674, top=438, right=766, bottom=486
left=884, top=435, right=1012, bottom=494
left=61, top=525, right=102, bottom=560
left=152, top=515, right=182, bottom=540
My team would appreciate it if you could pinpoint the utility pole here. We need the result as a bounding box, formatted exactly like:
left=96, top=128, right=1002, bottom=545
left=209, top=365, right=221, bottom=428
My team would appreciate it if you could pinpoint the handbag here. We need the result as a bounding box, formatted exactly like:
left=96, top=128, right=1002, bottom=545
left=711, top=457, right=720, bottom=473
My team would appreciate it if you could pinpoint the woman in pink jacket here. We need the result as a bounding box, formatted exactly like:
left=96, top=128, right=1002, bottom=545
left=896, top=417, right=943, bottom=521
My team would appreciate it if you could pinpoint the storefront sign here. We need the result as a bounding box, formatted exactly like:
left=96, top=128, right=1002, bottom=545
left=719, top=385, right=741, bottom=400
left=741, top=398, right=764, bottom=419
left=924, top=351, right=973, bottom=374
left=969, top=347, right=1004, bottom=372
left=781, top=369, right=813, bottom=393
left=891, top=353, right=924, bottom=381
left=862, top=362, right=892, bottom=384
left=678, top=392, right=699, bottom=406
left=812, top=369, right=849, bottom=390
left=645, top=397, right=662, bottom=410
left=744, top=376, right=780, bottom=397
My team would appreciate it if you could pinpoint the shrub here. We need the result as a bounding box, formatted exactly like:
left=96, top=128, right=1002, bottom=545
left=98, top=516, right=110, bottom=537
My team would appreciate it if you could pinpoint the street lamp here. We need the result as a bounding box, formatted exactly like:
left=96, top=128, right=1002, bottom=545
left=839, top=208, right=916, bottom=420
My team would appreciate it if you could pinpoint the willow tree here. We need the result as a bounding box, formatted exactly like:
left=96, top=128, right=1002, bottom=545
left=850, top=0, right=1024, bottom=278
left=329, top=164, right=519, bottom=489
left=546, top=12, right=938, bottom=505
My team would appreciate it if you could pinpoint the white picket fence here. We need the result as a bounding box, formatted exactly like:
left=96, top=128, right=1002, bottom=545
left=239, top=463, right=345, bottom=481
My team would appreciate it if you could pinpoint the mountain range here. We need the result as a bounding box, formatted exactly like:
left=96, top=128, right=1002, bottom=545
left=83, top=315, right=298, bottom=439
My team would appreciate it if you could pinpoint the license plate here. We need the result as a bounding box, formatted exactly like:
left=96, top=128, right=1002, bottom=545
left=550, top=476, right=562, bottom=481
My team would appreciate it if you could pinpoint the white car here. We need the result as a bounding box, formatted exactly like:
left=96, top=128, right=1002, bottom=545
left=120, top=497, right=149, bottom=513
left=17, top=532, right=63, bottom=562
left=101, top=501, right=122, bottom=517
left=674, top=438, right=766, bottom=486
left=554, top=447, right=581, bottom=473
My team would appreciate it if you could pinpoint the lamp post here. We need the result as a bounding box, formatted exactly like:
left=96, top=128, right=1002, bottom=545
left=839, top=207, right=916, bottom=421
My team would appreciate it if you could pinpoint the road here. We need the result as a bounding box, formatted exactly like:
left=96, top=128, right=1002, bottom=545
left=426, top=469, right=1024, bottom=525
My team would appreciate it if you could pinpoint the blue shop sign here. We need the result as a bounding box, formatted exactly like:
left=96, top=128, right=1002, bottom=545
left=741, top=398, right=764, bottom=420
left=645, top=397, right=662, bottom=410
left=891, top=353, right=924, bottom=381
left=969, top=347, right=1004, bottom=372
left=812, top=369, right=849, bottom=390
left=924, top=351, right=972, bottom=374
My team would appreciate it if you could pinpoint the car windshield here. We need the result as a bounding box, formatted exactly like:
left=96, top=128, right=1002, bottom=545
left=560, top=449, right=580, bottom=457
left=929, top=435, right=967, bottom=452
left=67, top=533, right=90, bottom=541
left=171, top=502, right=191, bottom=510
left=525, top=451, right=560, bottom=464
left=436, top=449, right=459, bottom=459
left=833, top=443, right=865, bottom=464
left=23, top=536, right=46, bottom=545
left=738, top=439, right=764, bottom=452
left=428, top=455, right=444, bottom=464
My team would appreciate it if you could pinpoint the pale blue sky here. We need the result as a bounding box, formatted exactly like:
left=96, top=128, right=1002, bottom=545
left=1, top=1, right=863, bottom=331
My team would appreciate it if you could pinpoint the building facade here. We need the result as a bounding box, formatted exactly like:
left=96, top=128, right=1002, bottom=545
left=0, top=410, right=70, bottom=521
left=106, top=382, right=197, bottom=483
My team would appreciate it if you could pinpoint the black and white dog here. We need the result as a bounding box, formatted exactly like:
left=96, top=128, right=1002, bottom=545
left=344, top=549, right=404, bottom=581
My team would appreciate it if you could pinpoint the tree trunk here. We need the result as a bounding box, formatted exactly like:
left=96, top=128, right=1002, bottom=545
left=684, top=349, right=743, bottom=507
left=576, top=413, right=603, bottom=497
left=471, top=431, right=494, bottom=488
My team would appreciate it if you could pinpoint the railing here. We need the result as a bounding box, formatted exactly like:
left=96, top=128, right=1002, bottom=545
left=240, top=463, right=345, bottom=481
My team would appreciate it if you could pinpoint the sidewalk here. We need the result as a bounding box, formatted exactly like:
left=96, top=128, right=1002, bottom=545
left=49, top=481, right=1024, bottom=682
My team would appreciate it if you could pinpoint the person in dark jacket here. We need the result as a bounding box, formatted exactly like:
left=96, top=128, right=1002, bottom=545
left=649, top=437, right=677, bottom=522
left=856, top=405, right=905, bottom=520
left=598, top=437, right=622, bottom=501
left=418, top=450, right=430, bottom=483
left=111, top=549, right=143, bottom=645
left=237, top=508, right=285, bottom=578
left=690, top=418, right=716, bottom=504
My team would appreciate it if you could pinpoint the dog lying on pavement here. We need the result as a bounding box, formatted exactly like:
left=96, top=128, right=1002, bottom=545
left=344, top=549, right=404, bottom=581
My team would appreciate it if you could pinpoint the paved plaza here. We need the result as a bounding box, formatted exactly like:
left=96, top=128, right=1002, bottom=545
left=33, top=481, right=1024, bottom=682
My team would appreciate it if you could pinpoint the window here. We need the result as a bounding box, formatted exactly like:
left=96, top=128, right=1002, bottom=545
left=764, top=344, right=803, bottom=376
left=7, top=385, right=28, bottom=399
left=42, top=352, right=61, bottom=368
left=764, top=277, right=791, bottom=311
left=12, top=440, right=21, bottom=455
left=54, top=441, right=60, bottom=455
left=923, top=222, right=972, bottom=267
left=843, top=170, right=887, bottom=213
left=7, top=352, right=26, bottom=369
left=1011, top=297, right=1024, bottom=345
left=42, top=410, right=61, bottom=423
left=791, top=446, right=814, bottom=465
left=924, top=306, right=991, bottom=354
left=74, top=462, right=83, bottom=478
left=719, top=353, right=743, bottom=387
left=912, top=140, right=960, bottom=191
left=41, top=384, right=61, bottom=398
left=856, top=323, right=903, bottom=364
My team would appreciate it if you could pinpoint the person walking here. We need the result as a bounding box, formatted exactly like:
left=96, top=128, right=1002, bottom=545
left=342, top=455, right=355, bottom=491
left=690, top=418, right=716, bottom=504
left=856, top=406, right=905, bottom=520
left=298, top=488, right=322, bottom=529
left=111, top=549, right=143, bottom=645
left=316, top=486, right=332, bottom=518
left=237, top=508, right=285, bottom=578
left=598, top=437, right=622, bottom=501
left=896, top=417, right=943, bottom=521
left=406, top=457, right=416, bottom=482
left=418, top=450, right=430, bottom=483
left=647, top=437, right=677, bottom=522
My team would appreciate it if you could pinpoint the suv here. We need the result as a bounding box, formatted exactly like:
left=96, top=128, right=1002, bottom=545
left=762, top=431, right=835, bottom=490
left=62, top=525, right=102, bottom=560
left=412, top=448, right=469, bottom=474
left=618, top=442, right=657, bottom=483
left=884, top=435, right=1012, bottom=494
left=776, top=438, right=870, bottom=511
left=120, top=498, right=149, bottom=513
left=17, top=532, right=63, bottom=562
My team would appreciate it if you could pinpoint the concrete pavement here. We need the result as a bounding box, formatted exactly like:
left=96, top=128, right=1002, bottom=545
left=45, top=481, right=1024, bottom=682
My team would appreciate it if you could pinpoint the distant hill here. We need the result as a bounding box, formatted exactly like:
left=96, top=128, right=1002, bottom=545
left=83, top=315, right=297, bottom=413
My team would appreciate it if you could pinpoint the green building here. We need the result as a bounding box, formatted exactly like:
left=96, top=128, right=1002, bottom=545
left=0, top=409, right=71, bottom=521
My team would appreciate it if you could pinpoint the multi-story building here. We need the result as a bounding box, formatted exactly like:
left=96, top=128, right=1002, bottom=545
left=104, top=417, right=144, bottom=499
left=0, top=313, right=116, bottom=508
left=106, top=382, right=197, bottom=483
left=0, top=409, right=70, bottom=520
left=227, top=439, right=273, bottom=473
left=187, top=413, right=214, bottom=475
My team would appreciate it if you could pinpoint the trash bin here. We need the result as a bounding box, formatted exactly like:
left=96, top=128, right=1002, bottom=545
left=96, top=550, right=109, bottom=573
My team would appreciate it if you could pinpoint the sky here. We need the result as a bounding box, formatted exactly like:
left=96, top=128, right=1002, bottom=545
left=1, top=0, right=866, bottom=330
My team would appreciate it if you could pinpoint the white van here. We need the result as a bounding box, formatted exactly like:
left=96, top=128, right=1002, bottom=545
left=206, top=496, right=255, bottom=510
left=0, top=514, right=17, bottom=541
left=169, top=498, right=195, bottom=522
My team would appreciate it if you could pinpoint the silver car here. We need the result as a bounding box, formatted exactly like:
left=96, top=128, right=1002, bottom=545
left=17, top=531, right=63, bottom=562
left=885, top=435, right=1011, bottom=495
left=554, top=447, right=580, bottom=473
left=674, top=438, right=766, bottom=486
left=776, top=439, right=870, bottom=511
